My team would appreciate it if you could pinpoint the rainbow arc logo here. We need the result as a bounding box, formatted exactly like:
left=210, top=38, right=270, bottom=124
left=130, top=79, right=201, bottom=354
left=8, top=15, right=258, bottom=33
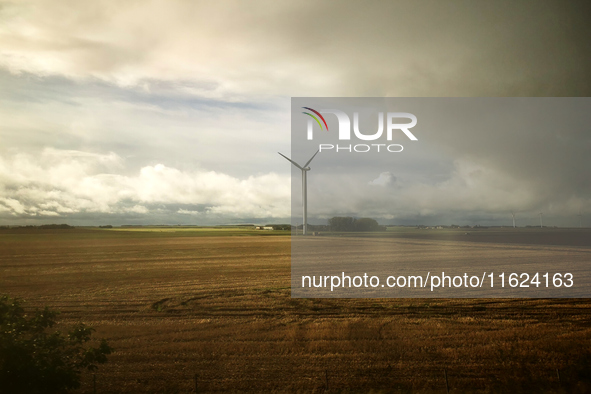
left=302, top=107, right=328, bottom=131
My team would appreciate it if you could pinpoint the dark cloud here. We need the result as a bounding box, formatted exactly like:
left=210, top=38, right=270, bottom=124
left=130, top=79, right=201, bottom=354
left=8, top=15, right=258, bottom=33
left=292, top=98, right=591, bottom=227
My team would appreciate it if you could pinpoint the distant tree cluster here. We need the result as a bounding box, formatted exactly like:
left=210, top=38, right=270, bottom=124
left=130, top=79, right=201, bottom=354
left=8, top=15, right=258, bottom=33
left=328, top=217, right=385, bottom=232
left=39, top=224, right=73, bottom=229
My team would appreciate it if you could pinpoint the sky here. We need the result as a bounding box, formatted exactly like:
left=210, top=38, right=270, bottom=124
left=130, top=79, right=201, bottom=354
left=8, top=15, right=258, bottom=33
left=1, top=0, right=590, bottom=226
left=292, top=98, right=590, bottom=227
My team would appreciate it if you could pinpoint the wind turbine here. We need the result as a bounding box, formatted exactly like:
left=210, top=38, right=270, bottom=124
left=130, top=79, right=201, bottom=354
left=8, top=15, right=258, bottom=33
left=278, top=150, right=320, bottom=236
left=511, top=211, right=516, bottom=228
left=539, top=212, right=543, bottom=228
left=578, top=211, right=583, bottom=228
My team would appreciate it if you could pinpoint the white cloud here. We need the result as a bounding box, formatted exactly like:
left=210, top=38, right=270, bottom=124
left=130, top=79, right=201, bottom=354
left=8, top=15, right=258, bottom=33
left=0, top=197, right=26, bottom=214
left=368, top=172, right=393, bottom=187
left=0, top=148, right=290, bottom=221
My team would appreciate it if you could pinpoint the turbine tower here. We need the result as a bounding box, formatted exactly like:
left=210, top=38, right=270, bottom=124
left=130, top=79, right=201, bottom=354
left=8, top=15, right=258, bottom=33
left=539, top=212, right=543, bottom=228
left=511, top=211, right=516, bottom=228
left=278, top=150, right=320, bottom=236
left=578, top=211, right=583, bottom=228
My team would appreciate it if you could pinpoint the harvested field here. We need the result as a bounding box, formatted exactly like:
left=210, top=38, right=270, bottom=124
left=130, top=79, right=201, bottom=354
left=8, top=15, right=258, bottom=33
left=1, top=228, right=591, bottom=393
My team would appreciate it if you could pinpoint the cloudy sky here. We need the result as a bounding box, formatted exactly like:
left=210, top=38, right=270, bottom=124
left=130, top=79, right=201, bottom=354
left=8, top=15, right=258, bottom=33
left=292, top=98, right=590, bottom=227
left=1, top=0, right=590, bottom=226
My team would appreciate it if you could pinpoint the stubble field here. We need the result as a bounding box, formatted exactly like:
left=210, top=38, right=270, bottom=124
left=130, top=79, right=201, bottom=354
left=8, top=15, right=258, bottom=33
left=1, top=227, right=591, bottom=393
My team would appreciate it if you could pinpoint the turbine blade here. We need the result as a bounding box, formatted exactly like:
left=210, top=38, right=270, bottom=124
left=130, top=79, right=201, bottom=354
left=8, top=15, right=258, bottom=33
left=304, top=149, right=320, bottom=168
left=278, top=152, right=303, bottom=170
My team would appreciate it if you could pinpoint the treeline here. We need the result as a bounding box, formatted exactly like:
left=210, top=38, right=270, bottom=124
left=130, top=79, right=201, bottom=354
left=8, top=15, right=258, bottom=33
left=328, top=217, right=385, bottom=232
left=0, top=224, right=74, bottom=230
left=40, top=224, right=74, bottom=229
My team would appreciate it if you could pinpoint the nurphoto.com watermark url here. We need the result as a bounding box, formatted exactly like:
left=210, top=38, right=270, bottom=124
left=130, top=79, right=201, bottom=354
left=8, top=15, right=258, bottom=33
left=301, top=272, right=574, bottom=292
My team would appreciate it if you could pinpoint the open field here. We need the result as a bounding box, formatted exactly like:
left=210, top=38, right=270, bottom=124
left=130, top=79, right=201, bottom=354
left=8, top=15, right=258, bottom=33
left=377, top=227, right=591, bottom=248
left=1, top=228, right=591, bottom=393
left=292, top=228, right=591, bottom=298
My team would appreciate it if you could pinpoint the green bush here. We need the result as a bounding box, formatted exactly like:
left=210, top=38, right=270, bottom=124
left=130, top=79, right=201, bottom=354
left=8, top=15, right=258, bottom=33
left=0, top=295, right=112, bottom=394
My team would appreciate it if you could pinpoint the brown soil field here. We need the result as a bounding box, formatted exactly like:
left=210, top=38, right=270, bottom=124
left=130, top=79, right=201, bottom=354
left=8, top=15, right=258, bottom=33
left=1, top=228, right=591, bottom=393
left=291, top=231, right=591, bottom=298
